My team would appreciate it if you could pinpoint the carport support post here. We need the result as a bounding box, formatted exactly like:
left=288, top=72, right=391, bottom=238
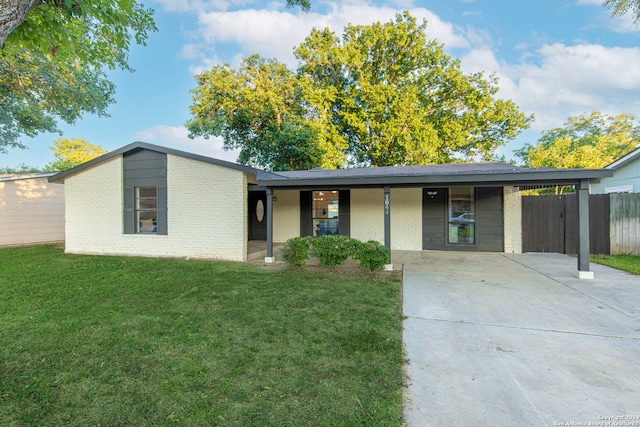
left=576, top=179, right=593, bottom=279
left=384, top=186, right=393, bottom=270
left=265, top=187, right=274, bottom=263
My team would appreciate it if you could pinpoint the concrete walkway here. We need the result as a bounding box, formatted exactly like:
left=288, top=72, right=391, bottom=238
left=399, top=251, right=640, bottom=427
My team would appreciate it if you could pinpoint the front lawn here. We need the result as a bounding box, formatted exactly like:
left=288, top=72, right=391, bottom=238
left=591, top=254, right=640, bottom=275
left=0, top=245, right=405, bottom=426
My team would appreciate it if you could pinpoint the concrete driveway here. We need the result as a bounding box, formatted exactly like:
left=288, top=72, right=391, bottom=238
left=399, top=251, right=640, bottom=426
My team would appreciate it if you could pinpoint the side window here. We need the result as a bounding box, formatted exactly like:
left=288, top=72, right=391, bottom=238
left=448, top=187, right=475, bottom=244
left=136, top=187, right=158, bottom=233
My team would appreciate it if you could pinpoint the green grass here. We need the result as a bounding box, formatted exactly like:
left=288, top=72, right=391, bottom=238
left=0, top=245, right=405, bottom=426
left=591, top=254, right=640, bottom=275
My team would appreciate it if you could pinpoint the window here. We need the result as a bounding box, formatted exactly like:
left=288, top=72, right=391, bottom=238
left=448, top=187, right=475, bottom=244
left=312, top=190, right=339, bottom=236
left=136, top=187, right=158, bottom=233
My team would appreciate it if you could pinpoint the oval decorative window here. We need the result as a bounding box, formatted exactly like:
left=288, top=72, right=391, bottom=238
left=256, top=199, right=265, bottom=223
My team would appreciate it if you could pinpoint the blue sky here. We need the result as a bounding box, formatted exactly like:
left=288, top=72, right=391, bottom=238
left=3, top=0, right=640, bottom=168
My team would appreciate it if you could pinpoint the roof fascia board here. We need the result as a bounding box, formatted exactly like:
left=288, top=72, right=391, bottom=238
left=258, top=169, right=613, bottom=188
left=605, top=147, right=640, bottom=169
left=49, top=141, right=259, bottom=183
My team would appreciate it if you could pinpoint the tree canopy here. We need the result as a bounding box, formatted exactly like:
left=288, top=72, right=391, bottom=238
left=48, top=137, right=107, bottom=171
left=0, top=136, right=107, bottom=172
left=0, top=0, right=156, bottom=152
left=604, top=0, right=640, bottom=26
left=285, top=0, right=311, bottom=11
left=187, top=12, right=531, bottom=170
left=515, top=111, right=640, bottom=168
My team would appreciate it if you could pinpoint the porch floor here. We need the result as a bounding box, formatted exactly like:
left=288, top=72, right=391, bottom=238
left=247, top=241, right=283, bottom=262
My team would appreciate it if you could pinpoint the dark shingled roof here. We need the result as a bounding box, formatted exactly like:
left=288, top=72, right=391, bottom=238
left=257, top=162, right=613, bottom=188
left=263, top=162, right=521, bottom=180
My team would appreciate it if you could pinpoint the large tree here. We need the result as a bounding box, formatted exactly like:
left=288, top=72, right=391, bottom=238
left=188, top=55, right=328, bottom=170
left=187, top=12, right=531, bottom=170
left=0, top=0, right=156, bottom=152
left=515, top=111, right=640, bottom=169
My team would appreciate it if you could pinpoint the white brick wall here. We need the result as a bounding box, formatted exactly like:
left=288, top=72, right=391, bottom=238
left=0, top=177, right=65, bottom=246
left=273, top=189, right=299, bottom=243
left=390, top=188, right=423, bottom=250
left=64, top=155, right=250, bottom=261
left=503, top=186, right=522, bottom=253
left=350, top=189, right=384, bottom=244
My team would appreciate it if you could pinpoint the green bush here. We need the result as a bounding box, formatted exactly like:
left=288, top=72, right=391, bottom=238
left=353, top=240, right=390, bottom=271
left=282, top=236, right=390, bottom=271
left=281, top=236, right=311, bottom=267
left=309, top=235, right=353, bottom=268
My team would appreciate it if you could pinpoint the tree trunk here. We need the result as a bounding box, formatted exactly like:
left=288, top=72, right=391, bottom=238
left=0, top=0, right=42, bottom=48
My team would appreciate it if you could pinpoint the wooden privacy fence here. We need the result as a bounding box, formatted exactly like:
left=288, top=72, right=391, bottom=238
left=609, top=193, right=640, bottom=255
left=522, top=194, right=610, bottom=254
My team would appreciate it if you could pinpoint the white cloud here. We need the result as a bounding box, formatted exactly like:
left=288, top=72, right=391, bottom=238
left=501, top=43, right=640, bottom=131
left=135, top=125, right=241, bottom=162
left=190, top=2, right=468, bottom=68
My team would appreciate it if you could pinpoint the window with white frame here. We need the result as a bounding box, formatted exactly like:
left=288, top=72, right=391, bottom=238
left=136, top=187, right=158, bottom=233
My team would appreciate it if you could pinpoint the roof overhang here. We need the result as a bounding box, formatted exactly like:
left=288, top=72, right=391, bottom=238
left=257, top=168, right=613, bottom=189
left=48, top=141, right=259, bottom=184
left=605, top=146, right=640, bottom=170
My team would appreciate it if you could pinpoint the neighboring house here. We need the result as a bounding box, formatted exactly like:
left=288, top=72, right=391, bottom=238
left=0, top=173, right=65, bottom=246
left=49, top=142, right=612, bottom=276
left=589, top=147, right=640, bottom=256
left=590, top=146, right=640, bottom=194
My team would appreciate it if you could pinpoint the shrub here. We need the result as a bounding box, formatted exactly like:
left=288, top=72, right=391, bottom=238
left=353, top=240, right=390, bottom=271
left=281, top=236, right=311, bottom=267
left=309, top=235, right=353, bottom=268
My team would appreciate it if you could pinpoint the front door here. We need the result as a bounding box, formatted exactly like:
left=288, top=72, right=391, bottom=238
left=249, top=191, right=267, bottom=241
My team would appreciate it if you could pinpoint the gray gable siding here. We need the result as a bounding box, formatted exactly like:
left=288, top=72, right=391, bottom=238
left=123, top=150, right=168, bottom=235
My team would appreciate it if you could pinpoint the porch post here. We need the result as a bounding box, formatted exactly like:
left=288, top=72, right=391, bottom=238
left=384, top=186, right=391, bottom=250
left=383, top=186, right=393, bottom=270
left=265, top=187, right=274, bottom=263
left=576, top=179, right=593, bottom=279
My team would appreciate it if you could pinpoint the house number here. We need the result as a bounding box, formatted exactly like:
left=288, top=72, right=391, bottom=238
left=384, top=194, right=390, bottom=215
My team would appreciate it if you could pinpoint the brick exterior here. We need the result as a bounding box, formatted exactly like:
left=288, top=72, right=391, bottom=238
left=273, top=189, right=300, bottom=243
left=64, top=155, right=250, bottom=261
left=350, top=189, right=384, bottom=244
left=390, top=188, right=423, bottom=250
left=503, top=186, right=522, bottom=253
left=63, top=151, right=521, bottom=257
